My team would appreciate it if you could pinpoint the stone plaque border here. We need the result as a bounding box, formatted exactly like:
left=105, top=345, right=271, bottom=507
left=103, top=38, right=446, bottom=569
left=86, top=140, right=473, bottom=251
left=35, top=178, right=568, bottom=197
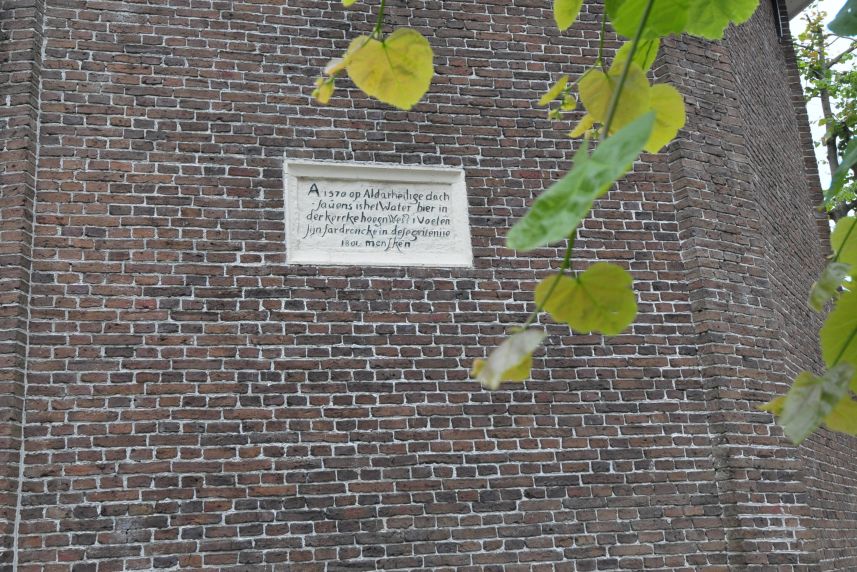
left=284, top=158, right=473, bottom=268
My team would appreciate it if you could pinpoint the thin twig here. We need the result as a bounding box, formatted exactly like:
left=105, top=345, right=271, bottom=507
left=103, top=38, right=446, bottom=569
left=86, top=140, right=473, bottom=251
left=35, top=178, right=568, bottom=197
left=519, top=0, right=655, bottom=330
left=521, top=234, right=576, bottom=328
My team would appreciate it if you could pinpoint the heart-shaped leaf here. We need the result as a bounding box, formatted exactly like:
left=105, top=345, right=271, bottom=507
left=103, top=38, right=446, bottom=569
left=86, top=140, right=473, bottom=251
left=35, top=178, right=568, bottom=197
left=345, top=28, right=434, bottom=110
left=535, top=263, right=637, bottom=335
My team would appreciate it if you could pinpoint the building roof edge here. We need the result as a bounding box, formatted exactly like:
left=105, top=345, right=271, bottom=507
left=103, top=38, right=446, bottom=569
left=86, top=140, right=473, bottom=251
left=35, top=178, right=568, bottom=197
left=786, top=0, right=814, bottom=19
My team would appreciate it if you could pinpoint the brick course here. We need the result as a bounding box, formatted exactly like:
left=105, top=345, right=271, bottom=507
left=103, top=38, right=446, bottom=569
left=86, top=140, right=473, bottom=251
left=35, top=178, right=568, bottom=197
left=2, top=0, right=856, bottom=569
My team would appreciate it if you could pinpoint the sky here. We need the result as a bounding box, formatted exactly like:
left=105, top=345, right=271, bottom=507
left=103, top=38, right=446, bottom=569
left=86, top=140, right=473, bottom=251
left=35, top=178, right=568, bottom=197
left=793, top=0, right=853, bottom=186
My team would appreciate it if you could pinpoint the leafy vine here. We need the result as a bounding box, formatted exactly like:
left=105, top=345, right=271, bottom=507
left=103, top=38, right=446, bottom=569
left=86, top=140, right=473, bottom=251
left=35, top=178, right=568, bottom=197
left=313, top=0, right=857, bottom=444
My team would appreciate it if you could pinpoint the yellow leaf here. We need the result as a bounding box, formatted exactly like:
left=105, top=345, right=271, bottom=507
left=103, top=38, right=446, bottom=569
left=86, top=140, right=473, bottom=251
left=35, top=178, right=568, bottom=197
left=569, top=114, right=596, bottom=138
left=578, top=64, right=650, bottom=135
left=825, top=397, right=857, bottom=434
left=345, top=28, right=434, bottom=110
left=312, top=77, right=335, bottom=104
left=503, top=354, right=534, bottom=382
left=539, top=75, right=569, bottom=106
left=324, top=57, right=347, bottom=76
left=645, top=83, right=685, bottom=153
left=472, top=330, right=546, bottom=390
left=758, top=396, right=785, bottom=416
left=560, top=94, right=577, bottom=111
left=343, top=0, right=358, bottom=6
left=535, top=263, right=637, bottom=335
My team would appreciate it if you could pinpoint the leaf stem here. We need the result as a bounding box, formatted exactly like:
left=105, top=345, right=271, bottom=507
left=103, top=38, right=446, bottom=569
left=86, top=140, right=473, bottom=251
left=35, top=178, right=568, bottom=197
left=602, top=0, right=655, bottom=137
left=373, top=0, right=386, bottom=39
left=521, top=234, right=576, bottom=328
left=517, top=0, right=653, bottom=331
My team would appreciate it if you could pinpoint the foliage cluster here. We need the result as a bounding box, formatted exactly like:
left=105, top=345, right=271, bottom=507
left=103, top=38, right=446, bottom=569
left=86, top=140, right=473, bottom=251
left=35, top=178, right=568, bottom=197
left=796, top=3, right=857, bottom=219
left=314, top=0, right=857, bottom=444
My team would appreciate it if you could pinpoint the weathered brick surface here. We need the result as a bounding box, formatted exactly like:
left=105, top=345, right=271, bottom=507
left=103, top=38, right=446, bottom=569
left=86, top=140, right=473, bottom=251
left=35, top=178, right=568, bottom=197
left=0, top=0, right=43, bottom=565
left=757, top=3, right=857, bottom=570
left=1, top=0, right=855, bottom=569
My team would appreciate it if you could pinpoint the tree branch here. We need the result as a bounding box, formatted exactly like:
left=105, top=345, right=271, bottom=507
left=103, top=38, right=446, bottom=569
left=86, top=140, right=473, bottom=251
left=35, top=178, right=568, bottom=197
left=828, top=43, right=857, bottom=67
left=830, top=197, right=857, bottom=221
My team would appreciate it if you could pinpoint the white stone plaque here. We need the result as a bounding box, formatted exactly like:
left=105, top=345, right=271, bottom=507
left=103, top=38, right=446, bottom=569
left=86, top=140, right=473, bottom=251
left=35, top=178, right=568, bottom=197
left=284, top=159, right=473, bottom=267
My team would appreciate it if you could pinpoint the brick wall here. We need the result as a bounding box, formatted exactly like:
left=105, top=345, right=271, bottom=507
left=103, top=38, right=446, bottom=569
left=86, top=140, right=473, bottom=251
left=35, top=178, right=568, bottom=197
left=0, top=0, right=43, bottom=565
left=2, top=0, right=856, bottom=570
left=744, top=1, right=857, bottom=569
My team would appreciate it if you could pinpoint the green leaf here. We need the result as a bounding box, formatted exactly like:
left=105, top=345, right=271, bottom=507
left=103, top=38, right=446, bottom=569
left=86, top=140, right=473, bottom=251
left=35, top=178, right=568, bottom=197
left=614, top=39, right=660, bottom=72
left=821, top=288, right=857, bottom=369
left=472, top=330, right=546, bottom=390
left=345, top=28, right=434, bottom=110
left=506, top=112, right=654, bottom=251
left=539, top=75, right=569, bottom=106
left=824, top=396, right=857, bottom=434
left=578, top=64, right=651, bottom=134
left=780, top=363, right=854, bottom=444
left=685, top=0, right=760, bottom=40
left=606, top=0, right=690, bottom=40
left=831, top=216, right=857, bottom=268
left=535, top=263, right=637, bottom=335
left=827, top=139, right=857, bottom=204
left=809, top=262, right=851, bottom=312
left=830, top=0, right=857, bottom=36
left=343, top=0, right=358, bottom=5
left=645, top=83, right=685, bottom=153
left=554, top=0, right=584, bottom=31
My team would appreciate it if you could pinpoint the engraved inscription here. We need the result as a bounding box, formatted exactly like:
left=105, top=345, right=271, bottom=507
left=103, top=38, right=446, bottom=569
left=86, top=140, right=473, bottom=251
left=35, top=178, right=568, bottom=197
left=299, top=183, right=453, bottom=253
left=285, top=160, right=472, bottom=267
